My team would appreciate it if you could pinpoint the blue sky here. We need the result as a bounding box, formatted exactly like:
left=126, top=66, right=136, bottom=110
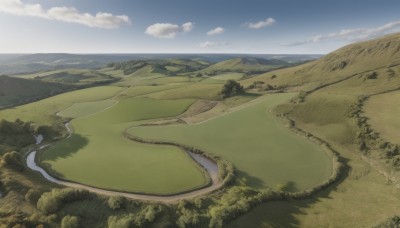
left=1, top=0, right=400, bottom=54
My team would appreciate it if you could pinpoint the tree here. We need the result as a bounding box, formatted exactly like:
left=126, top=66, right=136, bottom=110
left=108, top=196, right=126, bottom=210
left=61, top=215, right=79, bottom=228
left=1, top=151, right=25, bottom=171
left=220, top=80, right=243, bottom=98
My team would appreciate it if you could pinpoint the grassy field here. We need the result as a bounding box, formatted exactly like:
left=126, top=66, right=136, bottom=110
left=230, top=91, right=400, bottom=227
left=211, top=73, right=244, bottom=80
left=39, top=97, right=209, bottom=195
left=145, top=83, right=222, bottom=100
left=58, top=99, right=117, bottom=119
left=0, top=86, right=124, bottom=125
left=115, top=84, right=183, bottom=99
left=130, top=93, right=332, bottom=191
left=364, top=90, right=400, bottom=145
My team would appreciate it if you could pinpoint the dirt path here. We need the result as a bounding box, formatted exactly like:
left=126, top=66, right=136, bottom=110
left=26, top=123, right=222, bottom=203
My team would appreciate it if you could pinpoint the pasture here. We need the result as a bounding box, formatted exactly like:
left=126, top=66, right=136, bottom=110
left=39, top=97, right=209, bottom=195
left=130, top=93, right=333, bottom=191
left=364, top=90, right=400, bottom=144
left=0, top=86, right=124, bottom=125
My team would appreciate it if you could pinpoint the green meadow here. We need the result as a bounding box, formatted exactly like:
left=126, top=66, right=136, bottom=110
left=39, top=97, right=209, bottom=195
left=130, top=93, right=332, bottom=191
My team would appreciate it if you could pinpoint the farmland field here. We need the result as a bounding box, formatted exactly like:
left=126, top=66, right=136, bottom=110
left=130, top=93, right=333, bottom=191
left=364, top=91, right=400, bottom=145
left=38, top=97, right=209, bottom=195
left=58, top=99, right=117, bottom=118
left=0, top=86, right=125, bottom=125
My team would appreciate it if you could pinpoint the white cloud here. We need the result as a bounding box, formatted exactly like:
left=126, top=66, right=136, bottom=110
left=286, top=20, right=400, bottom=46
left=145, top=22, right=194, bottom=38
left=247, top=17, right=275, bottom=29
left=182, top=22, right=194, bottom=32
left=207, top=27, right=224, bottom=36
left=199, top=41, right=231, bottom=49
left=0, top=0, right=131, bottom=29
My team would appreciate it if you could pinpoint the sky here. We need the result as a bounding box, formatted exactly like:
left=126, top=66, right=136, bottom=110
left=0, top=0, right=400, bottom=54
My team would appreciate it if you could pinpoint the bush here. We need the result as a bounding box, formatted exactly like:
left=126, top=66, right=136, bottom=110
left=37, top=125, right=62, bottom=141
left=392, top=155, right=400, bottom=170
left=108, top=196, right=126, bottom=210
left=220, top=80, right=243, bottom=98
left=0, top=119, right=35, bottom=149
left=2, top=151, right=25, bottom=171
left=107, top=214, right=134, bottom=228
left=373, top=215, right=400, bottom=228
left=25, top=189, right=41, bottom=204
left=37, top=188, right=90, bottom=214
left=61, top=215, right=79, bottom=228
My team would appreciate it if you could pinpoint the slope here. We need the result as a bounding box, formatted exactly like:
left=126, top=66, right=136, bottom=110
left=0, top=75, right=75, bottom=108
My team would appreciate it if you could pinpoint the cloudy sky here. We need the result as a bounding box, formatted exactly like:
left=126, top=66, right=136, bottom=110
left=1, top=0, right=400, bottom=54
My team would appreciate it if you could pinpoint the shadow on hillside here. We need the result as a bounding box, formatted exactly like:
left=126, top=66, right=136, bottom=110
left=43, top=133, right=89, bottom=161
left=236, top=170, right=265, bottom=188
left=241, top=92, right=260, bottom=97
left=229, top=156, right=351, bottom=227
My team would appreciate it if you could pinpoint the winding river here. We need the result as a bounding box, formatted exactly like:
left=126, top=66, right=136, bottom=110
left=26, top=123, right=222, bottom=203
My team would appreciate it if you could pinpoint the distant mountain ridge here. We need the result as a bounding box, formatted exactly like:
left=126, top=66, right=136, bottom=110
left=0, top=53, right=321, bottom=75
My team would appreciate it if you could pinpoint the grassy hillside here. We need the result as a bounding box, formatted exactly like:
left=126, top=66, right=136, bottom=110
left=230, top=33, right=400, bottom=227
left=202, top=57, right=288, bottom=73
left=131, top=94, right=332, bottom=191
left=242, top=33, right=400, bottom=91
left=0, top=75, right=75, bottom=108
left=0, top=86, right=124, bottom=125
left=108, top=59, right=211, bottom=76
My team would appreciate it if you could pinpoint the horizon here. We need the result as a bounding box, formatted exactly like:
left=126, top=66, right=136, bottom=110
left=1, top=0, right=400, bottom=54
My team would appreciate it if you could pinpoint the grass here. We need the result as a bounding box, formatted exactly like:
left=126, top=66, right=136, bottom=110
left=115, top=84, right=183, bottom=99
left=364, top=90, right=400, bottom=144
left=130, top=93, right=332, bottom=191
left=0, top=86, right=124, bottom=125
left=229, top=91, right=400, bottom=226
left=58, top=99, right=117, bottom=119
left=145, top=83, right=222, bottom=100
left=211, top=72, right=244, bottom=80
left=39, top=97, right=209, bottom=195
left=0, top=75, right=74, bottom=108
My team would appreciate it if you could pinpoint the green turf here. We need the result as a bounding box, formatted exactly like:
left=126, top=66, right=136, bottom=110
left=0, top=86, right=124, bottom=125
left=116, top=84, right=183, bottom=99
left=145, top=83, right=221, bottom=100
left=39, top=97, right=209, bottom=195
left=211, top=72, right=244, bottom=80
left=58, top=99, right=117, bottom=119
left=130, top=93, right=332, bottom=191
left=364, top=90, right=400, bottom=145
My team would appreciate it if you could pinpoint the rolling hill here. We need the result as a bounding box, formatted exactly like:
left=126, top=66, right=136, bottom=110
left=0, top=75, right=75, bottom=108
left=242, top=33, right=400, bottom=92
left=108, top=59, right=211, bottom=76
left=202, top=57, right=289, bottom=74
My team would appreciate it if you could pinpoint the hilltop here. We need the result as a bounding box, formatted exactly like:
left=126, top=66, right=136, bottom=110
left=242, top=33, right=400, bottom=92
left=202, top=57, right=288, bottom=74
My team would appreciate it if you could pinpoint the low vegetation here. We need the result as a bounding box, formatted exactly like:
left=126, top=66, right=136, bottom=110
left=2, top=33, right=400, bottom=227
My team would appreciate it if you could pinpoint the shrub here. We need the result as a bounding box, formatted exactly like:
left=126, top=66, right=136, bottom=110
left=25, top=189, right=41, bottom=204
left=373, top=215, right=400, bottom=228
left=61, top=215, right=79, bottom=228
left=107, top=214, right=134, bottom=228
left=37, top=188, right=90, bottom=214
left=2, top=151, right=25, bottom=171
left=108, top=196, right=126, bottom=210
left=392, top=155, right=400, bottom=170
